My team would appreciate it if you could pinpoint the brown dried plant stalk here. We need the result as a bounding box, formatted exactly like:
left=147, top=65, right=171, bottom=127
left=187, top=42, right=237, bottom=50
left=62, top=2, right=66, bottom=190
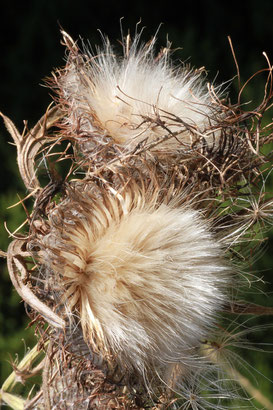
left=1, top=30, right=273, bottom=409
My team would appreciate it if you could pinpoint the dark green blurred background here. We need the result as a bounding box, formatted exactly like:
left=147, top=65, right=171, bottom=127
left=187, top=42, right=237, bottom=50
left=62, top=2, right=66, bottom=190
left=0, top=0, right=273, bottom=406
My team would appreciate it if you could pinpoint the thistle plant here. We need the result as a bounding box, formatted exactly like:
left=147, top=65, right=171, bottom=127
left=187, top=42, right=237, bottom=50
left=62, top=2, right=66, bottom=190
left=1, top=29, right=273, bottom=409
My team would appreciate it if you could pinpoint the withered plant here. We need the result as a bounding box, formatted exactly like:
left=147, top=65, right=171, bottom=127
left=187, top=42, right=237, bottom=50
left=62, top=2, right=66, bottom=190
left=1, top=30, right=273, bottom=409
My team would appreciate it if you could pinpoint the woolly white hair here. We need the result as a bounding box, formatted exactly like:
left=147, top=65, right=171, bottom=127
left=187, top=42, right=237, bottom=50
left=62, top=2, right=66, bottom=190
left=58, top=32, right=220, bottom=151
left=42, top=187, right=229, bottom=378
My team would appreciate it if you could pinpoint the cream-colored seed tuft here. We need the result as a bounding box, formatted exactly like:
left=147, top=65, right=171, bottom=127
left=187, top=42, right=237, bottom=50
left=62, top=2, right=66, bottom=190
left=43, top=190, right=229, bottom=377
left=59, top=35, right=221, bottom=151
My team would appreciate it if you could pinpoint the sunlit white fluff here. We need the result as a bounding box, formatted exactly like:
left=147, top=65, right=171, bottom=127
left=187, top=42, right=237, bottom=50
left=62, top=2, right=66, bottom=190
left=42, top=186, right=230, bottom=379
left=59, top=33, right=220, bottom=151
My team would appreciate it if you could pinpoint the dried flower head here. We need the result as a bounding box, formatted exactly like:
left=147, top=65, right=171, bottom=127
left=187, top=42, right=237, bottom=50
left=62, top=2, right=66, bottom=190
left=40, top=183, right=229, bottom=378
left=53, top=31, right=222, bottom=153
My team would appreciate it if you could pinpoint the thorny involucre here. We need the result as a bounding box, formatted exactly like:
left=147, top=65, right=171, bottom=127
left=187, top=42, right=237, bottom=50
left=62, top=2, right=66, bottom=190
left=1, top=29, right=273, bottom=409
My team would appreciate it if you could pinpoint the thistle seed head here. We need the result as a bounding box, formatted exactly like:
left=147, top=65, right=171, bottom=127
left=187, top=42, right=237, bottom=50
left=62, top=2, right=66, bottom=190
left=40, top=184, right=230, bottom=377
left=53, top=32, right=222, bottom=154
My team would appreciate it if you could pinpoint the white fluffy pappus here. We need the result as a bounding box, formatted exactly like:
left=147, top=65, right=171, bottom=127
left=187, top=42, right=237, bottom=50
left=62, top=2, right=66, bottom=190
left=42, top=186, right=230, bottom=378
left=58, top=31, right=221, bottom=151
